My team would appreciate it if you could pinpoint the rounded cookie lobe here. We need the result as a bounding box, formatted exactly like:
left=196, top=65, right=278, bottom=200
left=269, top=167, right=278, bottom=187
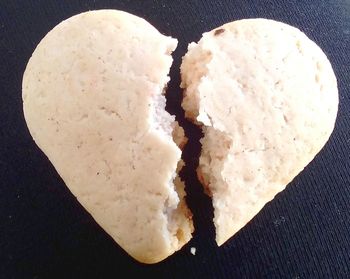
left=181, top=18, right=338, bottom=245
left=23, top=10, right=193, bottom=263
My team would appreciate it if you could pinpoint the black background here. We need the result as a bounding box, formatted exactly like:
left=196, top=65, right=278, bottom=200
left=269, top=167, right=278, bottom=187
left=1, top=1, right=350, bottom=278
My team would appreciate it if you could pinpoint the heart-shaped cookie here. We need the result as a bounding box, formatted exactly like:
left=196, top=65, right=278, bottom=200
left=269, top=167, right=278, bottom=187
left=23, top=10, right=338, bottom=261
left=181, top=19, right=338, bottom=245
left=22, top=10, right=193, bottom=264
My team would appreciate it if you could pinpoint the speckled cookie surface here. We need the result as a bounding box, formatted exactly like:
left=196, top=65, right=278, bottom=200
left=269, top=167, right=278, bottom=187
left=23, top=10, right=193, bottom=264
left=181, top=18, right=338, bottom=245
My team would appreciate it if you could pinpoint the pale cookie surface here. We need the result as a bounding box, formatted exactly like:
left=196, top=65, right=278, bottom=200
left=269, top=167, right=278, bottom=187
left=181, top=18, right=338, bottom=245
left=23, top=10, right=193, bottom=263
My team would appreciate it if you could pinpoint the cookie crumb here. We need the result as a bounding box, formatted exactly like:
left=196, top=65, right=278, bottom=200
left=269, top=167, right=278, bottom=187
left=190, top=247, right=196, bottom=255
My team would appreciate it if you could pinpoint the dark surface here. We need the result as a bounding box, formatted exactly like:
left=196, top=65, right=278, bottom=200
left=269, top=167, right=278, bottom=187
left=1, top=1, right=350, bottom=278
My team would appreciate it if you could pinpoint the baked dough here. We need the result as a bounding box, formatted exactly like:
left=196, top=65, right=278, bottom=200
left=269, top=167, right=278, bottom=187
left=181, top=18, right=338, bottom=245
left=23, top=10, right=193, bottom=263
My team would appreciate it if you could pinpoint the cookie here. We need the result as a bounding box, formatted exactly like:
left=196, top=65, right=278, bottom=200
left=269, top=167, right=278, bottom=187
left=23, top=10, right=193, bottom=263
left=181, top=18, right=338, bottom=245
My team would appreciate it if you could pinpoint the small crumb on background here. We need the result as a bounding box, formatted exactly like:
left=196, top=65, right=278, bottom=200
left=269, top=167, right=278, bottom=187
left=190, top=247, right=196, bottom=255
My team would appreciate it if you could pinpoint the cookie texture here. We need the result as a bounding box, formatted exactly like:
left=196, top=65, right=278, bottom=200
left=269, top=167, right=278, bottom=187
left=181, top=18, right=338, bottom=245
left=23, top=10, right=193, bottom=263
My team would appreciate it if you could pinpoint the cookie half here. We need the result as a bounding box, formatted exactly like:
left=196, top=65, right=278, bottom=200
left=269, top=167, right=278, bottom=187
left=23, top=10, right=193, bottom=263
left=181, top=18, right=338, bottom=245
